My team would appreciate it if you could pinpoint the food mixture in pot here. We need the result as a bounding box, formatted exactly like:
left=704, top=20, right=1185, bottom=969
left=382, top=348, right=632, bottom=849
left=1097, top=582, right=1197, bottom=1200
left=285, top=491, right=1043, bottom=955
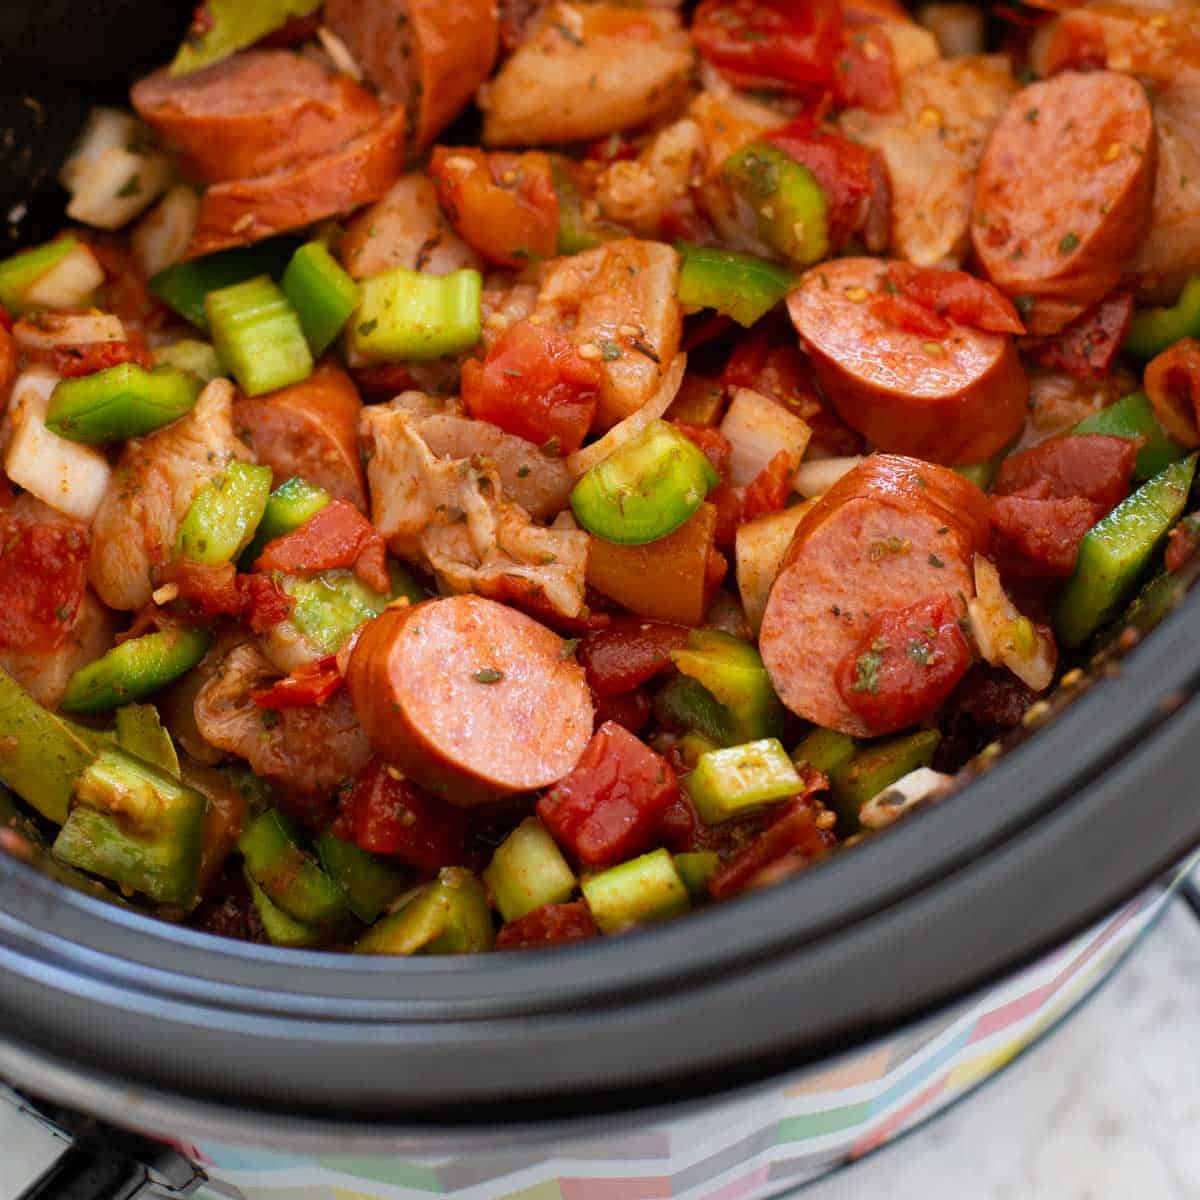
left=1, top=0, right=1198, bottom=954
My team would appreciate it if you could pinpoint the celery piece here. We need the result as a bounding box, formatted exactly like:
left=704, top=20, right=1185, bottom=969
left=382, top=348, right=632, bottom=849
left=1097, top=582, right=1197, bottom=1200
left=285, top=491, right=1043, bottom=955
left=62, top=627, right=210, bottom=716
left=674, top=850, right=720, bottom=897
left=685, top=737, right=802, bottom=826
left=115, top=704, right=180, bottom=779
left=581, top=848, right=690, bottom=934
left=792, top=728, right=858, bottom=777
left=281, top=568, right=396, bottom=657
left=154, top=339, right=226, bottom=384
left=315, top=830, right=409, bottom=925
left=46, top=364, right=201, bottom=444
left=482, top=817, right=577, bottom=923
left=1124, top=277, right=1200, bottom=361
left=177, top=460, right=273, bottom=565
left=151, top=240, right=298, bottom=329
left=206, top=275, right=313, bottom=396
left=355, top=868, right=495, bottom=955
left=282, top=241, right=360, bottom=357
left=676, top=242, right=797, bottom=327
left=671, top=629, right=786, bottom=744
left=239, top=476, right=330, bottom=568
left=830, top=730, right=941, bottom=831
left=346, top=267, right=482, bottom=363
left=245, top=869, right=323, bottom=948
left=0, top=235, right=77, bottom=314
left=1073, top=391, right=1187, bottom=483
left=171, top=0, right=322, bottom=75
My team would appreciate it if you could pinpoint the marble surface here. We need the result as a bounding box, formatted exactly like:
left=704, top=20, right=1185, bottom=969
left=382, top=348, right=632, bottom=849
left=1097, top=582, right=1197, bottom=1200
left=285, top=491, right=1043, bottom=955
left=2, top=898, right=1197, bottom=1199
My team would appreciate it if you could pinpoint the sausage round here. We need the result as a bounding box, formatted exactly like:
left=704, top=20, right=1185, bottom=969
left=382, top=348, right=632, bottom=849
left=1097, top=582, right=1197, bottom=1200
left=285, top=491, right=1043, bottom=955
left=345, top=594, right=594, bottom=805
left=131, top=50, right=382, bottom=185
left=971, top=70, right=1156, bottom=336
left=323, top=0, right=500, bottom=152
left=185, top=106, right=406, bottom=258
left=788, top=258, right=1027, bottom=465
left=233, top=362, right=367, bottom=510
left=759, top=454, right=989, bottom=736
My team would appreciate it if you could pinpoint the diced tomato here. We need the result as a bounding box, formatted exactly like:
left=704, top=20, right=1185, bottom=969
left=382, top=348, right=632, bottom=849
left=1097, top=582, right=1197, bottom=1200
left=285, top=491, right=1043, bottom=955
left=993, top=433, right=1137, bottom=512
left=430, top=146, right=559, bottom=268
left=708, top=792, right=835, bottom=900
left=766, top=123, right=888, bottom=250
left=886, top=263, right=1026, bottom=335
left=937, top=663, right=1035, bottom=772
left=461, top=319, right=602, bottom=455
left=836, top=593, right=973, bottom=734
left=537, top=721, right=680, bottom=868
left=832, top=23, right=899, bottom=112
left=577, top=616, right=688, bottom=696
left=238, top=572, right=294, bottom=632
left=672, top=422, right=732, bottom=478
left=657, top=789, right=702, bottom=853
left=159, top=559, right=243, bottom=617
left=1024, top=292, right=1133, bottom=377
left=869, top=292, right=950, bottom=339
left=592, top=686, right=653, bottom=735
left=1040, top=12, right=1109, bottom=74
left=338, top=758, right=470, bottom=871
left=257, top=9, right=321, bottom=45
left=351, top=362, right=419, bottom=399
left=0, top=325, right=17, bottom=398
left=0, top=306, right=13, bottom=333
left=253, top=500, right=390, bottom=593
left=0, top=515, right=88, bottom=653
left=989, top=494, right=1103, bottom=579
left=585, top=132, right=639, bottom=163
left=706, top=544, right=730, bottom=596
left=742, top=450, right=795, bottom=521
left=1166, top=517, right=1200, bottom=574
left=495, top=900, right=599, bottom=950
left=693, top=0, right=843, bottom=93
left=253, top=656, right=343, bottom=710
left=709, top=479, right=744, bottom=550
left=38, top=338, right=156, bottom=379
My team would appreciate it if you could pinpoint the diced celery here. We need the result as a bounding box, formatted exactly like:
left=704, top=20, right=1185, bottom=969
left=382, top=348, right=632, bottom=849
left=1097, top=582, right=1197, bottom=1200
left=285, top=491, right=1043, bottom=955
left=151, top=239, right=298, bottom=329
left=154, top=339, right=226, bottom=384
left=482, top=817, right=577, bottom=923
left=830, top=730, right=941, bottom=831
left=177, top=460, right=273, bottom=565
left=581, top=848, right=690, bottom=934
left=685, top=737, right=802, bottom=826
left=315, top=830, right=409, bottom=925
left=355, top=868, right=495, bottom=955
left=671, top=629, right=786, bottom=744
left=346, top=267, right=482, bottom=363
left=674, top=850, right=720, bottom=897
left=282, top=241, right=360, bottom=357
left=792, top=728, right=858, bottom=777
left=206, top=275, right=313, bottom=396
left=281, top=568, right=399, bottom=657
left=245, top=869, right=323, bottom=948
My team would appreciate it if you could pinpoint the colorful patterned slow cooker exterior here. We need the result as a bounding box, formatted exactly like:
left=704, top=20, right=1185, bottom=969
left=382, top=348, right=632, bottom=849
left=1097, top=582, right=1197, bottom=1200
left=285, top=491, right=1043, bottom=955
left=83, top=876, right=1167, bottom=1200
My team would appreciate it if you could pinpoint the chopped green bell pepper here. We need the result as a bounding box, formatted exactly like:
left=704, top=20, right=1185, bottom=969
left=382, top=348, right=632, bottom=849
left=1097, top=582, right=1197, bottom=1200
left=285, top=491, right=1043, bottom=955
left=346, top=267, right=483, bottom=363
left=581, top=848, right=690, bottom=934
left=652, top=675, right=736, bottom=747
left=686, top=737, right=802, bottom=826
left=482, top=817, right=577, bottom=923
left=571, top=419, right=719, bottom=545
left=115, top=704, right=180, bottom=778
left=170, top=0, right=321, bottom=75
left=53, top=747, right=206, bottom=907
left=281, top=241, right=360, bottom=358
left=0, top=235, right=79, bottom=314
left=792, top=728, right=858, bottom=777
left=721, top=142, right=829, bottom=268
left=953, top=458, right=1000, bottom=492
left=355, top=868, right=495, bottom=955
left=551, top=162, right=623, bottom=254
left=239, top=476, right=331, bottom=568
left=314, top=830, right=409, bottom=926
left=1056, top=454, right=1198, bottom=648
left=673, top=850, right=720, bottom=897
left=245, top=869, right=323, bottom=948
left=1124, top=277, right=1200, bottom=361
left=45, top=364, right=201, bottom=444
left=206, top=275, right=313, bottom=397
left=676, top=242, right=797, bottom=328
left=671, top=629, right=786, bottom=744
left=62, top=627, right=210, bottom=716
left=1073, top=392, right=1187, bottom=483
left=830, top=730, right=941, bottom=832
left=177, top=460, right=273, bottom=565
left=154, top=339, right=226, bottom=384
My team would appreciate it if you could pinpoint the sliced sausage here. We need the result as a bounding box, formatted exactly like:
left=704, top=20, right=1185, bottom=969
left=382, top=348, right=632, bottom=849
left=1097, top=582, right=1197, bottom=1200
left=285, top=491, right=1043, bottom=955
left=323, top=0, right=500, bottom=153
left=185, top=107, right=406, bottom=258
left=131, top=50, right=382, bottom=185
left=788, top=257, right=1027, bottom=465
left=346, top=595, right=594, bottom=805
left=759, top=454, right=988, bottom=737
left=233, top=362, right=367, bottom=510
left=971, top=70, right=1156, bottom=336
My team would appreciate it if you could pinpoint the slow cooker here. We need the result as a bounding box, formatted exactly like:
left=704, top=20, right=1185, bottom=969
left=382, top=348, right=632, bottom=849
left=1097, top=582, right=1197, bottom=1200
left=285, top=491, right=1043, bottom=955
left=4, top=5, right=1200, bottom=1198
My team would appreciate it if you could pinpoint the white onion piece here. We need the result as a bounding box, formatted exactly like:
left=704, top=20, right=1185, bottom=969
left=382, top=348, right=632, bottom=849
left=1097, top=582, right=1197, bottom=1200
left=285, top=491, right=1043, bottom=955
left=4, top=368, right=112, bottom=521
left=567, top=354, right=685, bottom=478
left=317, top=26, right=364, bottom=80
left=967, top=555, right=1057, bottom=692
left=916, top=4, right=985, bottom=57
left=719, top=387, right=811, bottom=487
left=13, top=312, right=126, bottom=352
left=735, top=501, right=815, bottom=633
left=67, top=145, right=172, bottom=231
left=794, top=455, right=863, bottom=498
left=22, top=244, right=107, bottom=311
left=860, top=767, right=954, bottom=830
left=59, top=108, right=142, bottom=193
left=131, top=185, right=199, bottom=279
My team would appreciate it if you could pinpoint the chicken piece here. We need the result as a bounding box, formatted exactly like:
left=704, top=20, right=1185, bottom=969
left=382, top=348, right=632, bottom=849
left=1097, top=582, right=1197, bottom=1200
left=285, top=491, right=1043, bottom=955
left=533, top=238, right=682, bottom=429
left=840, top=54, right=1015, bottom=267
left=88, top=378, right=252, bottom=611
left=361, top=400, right=589, bottom=618
left=193, top=641, right=371, bottom=796
left=480, top=3, right=694, bottom=147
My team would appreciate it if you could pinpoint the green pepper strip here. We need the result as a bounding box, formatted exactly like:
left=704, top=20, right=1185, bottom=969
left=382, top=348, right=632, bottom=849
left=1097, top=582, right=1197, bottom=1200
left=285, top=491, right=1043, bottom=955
left=1124, top=277, right=1200, bottom=361
left=177, top=460, right=273, bottom=565
left=45, top=364, right=202, bottom=444
left=170, top=0, right=321, bottom=75
left=315, top=830, right=409, bottom=926
left=62, top=627, right=211, bottom=716
left=281, top=241, right=360, bottom=358
left=675, top=242, right=797, bottom=328
left=570, top=418, right=719, bottom=545
left=0, top=235, right=78, bottom=314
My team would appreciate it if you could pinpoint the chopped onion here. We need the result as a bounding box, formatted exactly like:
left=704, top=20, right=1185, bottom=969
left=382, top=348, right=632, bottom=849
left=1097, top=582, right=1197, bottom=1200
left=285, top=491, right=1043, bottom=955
left=317, top=26, right=363, bottom=80
left=67, top=144, right=172, bottom=231
left=14, top=311, right=126, bottom=352
left=916, top=4, right=986, bottom=57
left=735, top=501, right=816, bottom=633
left=131, top=184, right=199, bottom=279
left=567, top=354, right=685, bottom=477
left=860, top=768, right=954, bottom=830
left=967, top=555, right=1057, bottom=692
left=22, top=244, right=106, bottom=311
left=719, top=387, right=811, bottom=487
left=59, top=108, right=142, bottom=193
left=794, top=454, right=863, bottom=498
left=4, top=368, right=112, bottom=521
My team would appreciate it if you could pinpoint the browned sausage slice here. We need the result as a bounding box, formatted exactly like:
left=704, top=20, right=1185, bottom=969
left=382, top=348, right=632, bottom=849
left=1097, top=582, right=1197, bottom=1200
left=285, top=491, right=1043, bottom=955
left=323, top=0, right=500, bottom=152
left=788, top=258, right=1027, bottom=465
left=759, top=455, right=988, bottom=737
left=131, top=50, right=382, bottom=185
left=346, top=594, right=594, bottom=805
left=971, top=70, right=1156, bottom=335
left=233, top=362, right=367, bottom=510
left=185, top=106, right=407, bottom=258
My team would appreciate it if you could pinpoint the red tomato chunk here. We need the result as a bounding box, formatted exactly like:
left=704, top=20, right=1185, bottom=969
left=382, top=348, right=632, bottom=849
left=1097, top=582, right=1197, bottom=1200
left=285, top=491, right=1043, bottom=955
left=993, top=433, right=1136, bottom=512
left=495, top=900, right=598, bottom=950
left=0, top=516, right=88, bottom=653
left=254, top=499, right=390, bottom=593
left=989, top=494, right=1104, bottom=579
left=537, top=721, right=680, bottom=868
left=577, top=617, right=688, bottom=696
left=1024, top=292, right=1133, bottom=378
left=253, top=656, right=343, bottom=710
left=886, top=263, right=1025, bottom=335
